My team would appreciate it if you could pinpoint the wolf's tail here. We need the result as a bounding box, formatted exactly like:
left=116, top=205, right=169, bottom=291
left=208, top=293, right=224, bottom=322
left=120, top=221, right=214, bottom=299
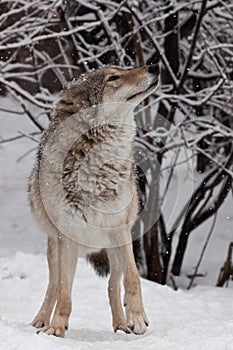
left=87, top=249, right=110, bottom=277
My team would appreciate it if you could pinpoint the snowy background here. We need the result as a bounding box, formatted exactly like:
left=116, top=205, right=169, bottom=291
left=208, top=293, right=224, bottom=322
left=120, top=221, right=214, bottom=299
left=1, top=98, right=233, bottom=349
left=1, top=0, right=233, bottom=348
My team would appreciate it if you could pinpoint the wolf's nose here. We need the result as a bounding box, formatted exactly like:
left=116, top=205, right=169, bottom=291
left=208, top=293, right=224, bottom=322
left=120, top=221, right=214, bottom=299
left=148, top=64, right=160, bottom=75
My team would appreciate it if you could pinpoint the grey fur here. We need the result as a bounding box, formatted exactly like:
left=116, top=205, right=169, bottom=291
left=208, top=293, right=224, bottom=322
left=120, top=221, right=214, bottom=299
left=29, top=64, right=159, bottom=337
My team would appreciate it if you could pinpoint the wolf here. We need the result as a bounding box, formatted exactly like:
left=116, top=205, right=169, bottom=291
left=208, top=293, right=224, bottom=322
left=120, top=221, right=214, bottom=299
left=28, top=64, right=160, bottom=337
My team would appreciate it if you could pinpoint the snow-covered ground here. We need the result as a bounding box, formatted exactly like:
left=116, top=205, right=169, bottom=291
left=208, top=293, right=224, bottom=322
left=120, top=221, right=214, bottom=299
left=1, top=99, right=233, bottom=349
left=2, top=252, right=233, bottom=350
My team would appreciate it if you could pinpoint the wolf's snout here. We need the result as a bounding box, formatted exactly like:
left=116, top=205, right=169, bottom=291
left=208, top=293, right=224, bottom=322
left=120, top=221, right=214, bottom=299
left=148, top=64, right=160, bottom=75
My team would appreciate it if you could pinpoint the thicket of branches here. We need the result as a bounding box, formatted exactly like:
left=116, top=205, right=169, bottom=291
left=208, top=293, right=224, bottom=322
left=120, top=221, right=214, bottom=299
left=1, top=0, right=232, bottom=287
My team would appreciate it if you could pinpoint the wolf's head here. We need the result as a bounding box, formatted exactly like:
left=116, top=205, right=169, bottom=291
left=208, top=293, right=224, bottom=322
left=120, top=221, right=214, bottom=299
left=55, top=64, right=160, bottom=114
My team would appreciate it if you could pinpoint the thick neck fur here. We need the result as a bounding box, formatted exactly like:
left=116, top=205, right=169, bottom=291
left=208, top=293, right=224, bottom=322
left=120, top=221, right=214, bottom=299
left=38, top=95, right=136, bottom=218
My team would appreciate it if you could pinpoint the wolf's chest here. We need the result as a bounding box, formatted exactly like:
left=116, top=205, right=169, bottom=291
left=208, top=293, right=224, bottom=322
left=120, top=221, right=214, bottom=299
left=38, top=114, right=137, bottom=250
left=61, top=133, right=134, bottom=215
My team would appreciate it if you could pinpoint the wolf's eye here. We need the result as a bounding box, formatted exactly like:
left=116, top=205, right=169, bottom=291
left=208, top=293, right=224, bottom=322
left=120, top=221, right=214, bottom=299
left=107, top=75, right=120, bottom=82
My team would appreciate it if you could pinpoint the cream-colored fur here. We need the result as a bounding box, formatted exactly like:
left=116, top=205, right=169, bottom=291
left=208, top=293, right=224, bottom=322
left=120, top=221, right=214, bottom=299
left=29, top=64, right=159, bottom=336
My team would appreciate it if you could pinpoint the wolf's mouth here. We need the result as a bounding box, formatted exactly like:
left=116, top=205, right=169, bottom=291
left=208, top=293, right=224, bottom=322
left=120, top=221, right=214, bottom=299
left=126, top=79, right=159, bottom=101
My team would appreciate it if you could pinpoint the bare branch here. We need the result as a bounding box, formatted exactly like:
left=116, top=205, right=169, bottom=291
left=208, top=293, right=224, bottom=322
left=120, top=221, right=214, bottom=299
left=187, top=212, right=217, bottom=289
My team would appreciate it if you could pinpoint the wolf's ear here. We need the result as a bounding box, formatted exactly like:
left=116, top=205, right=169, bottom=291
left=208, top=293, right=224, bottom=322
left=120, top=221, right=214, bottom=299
left=54, top=89, right=73, bottom=112
left=54, top=99, right=73, bottom=112
left=54, top=89, right=87, bottom=112
left=67, top=85, right=90, bottom=107
left=73, top=90, right=88, bottom=106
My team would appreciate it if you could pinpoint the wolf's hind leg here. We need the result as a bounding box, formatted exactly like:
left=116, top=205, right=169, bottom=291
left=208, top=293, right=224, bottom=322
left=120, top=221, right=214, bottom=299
left=32, top=236, right=58, bottom=328
left=107, top=249, right=131, bottom=334
left=38, top=234, right=78, bottom=337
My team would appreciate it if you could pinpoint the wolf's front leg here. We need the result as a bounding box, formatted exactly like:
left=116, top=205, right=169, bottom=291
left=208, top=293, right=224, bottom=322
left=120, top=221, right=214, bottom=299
left=107, top=249, right=131, bottom=334
left=121, top=242, right=149, bottom=335
left=38, top=234, right=78, bottom=337
left=32, top=236, right=58, bottom=328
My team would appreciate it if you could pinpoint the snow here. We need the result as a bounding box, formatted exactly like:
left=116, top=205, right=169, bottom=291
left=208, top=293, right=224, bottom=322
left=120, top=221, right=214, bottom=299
left=1, top=97, right=233, bottom=349
left=1, top=253, right=233, bottom=350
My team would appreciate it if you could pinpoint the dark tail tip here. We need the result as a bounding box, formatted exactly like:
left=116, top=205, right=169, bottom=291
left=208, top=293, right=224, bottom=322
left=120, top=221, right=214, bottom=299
left=86, top=249, right=110, bottom=277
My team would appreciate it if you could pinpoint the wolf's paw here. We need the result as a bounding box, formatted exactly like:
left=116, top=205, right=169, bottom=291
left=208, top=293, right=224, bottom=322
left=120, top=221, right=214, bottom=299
left=114, top=321, right=132, bottom=334
left=37, top=324, right=67, bottom=338
left=125, top=308, right=149, bottom=335
left=32, top=316, right=50, bottom=329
